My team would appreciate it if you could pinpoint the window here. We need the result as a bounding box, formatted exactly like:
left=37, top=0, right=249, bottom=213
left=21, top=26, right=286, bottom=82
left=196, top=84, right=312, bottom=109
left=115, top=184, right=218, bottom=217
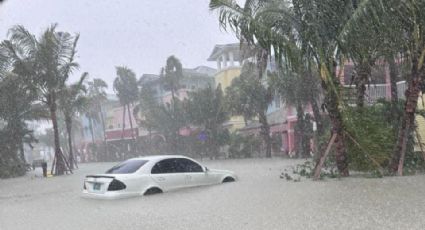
left=175, top=158, right=203, bottom=173
left=105, top=159, right=148, bottom=174
left=151, top=158, right=178, bottom=174
left=151, top=158, right=203, bottom=174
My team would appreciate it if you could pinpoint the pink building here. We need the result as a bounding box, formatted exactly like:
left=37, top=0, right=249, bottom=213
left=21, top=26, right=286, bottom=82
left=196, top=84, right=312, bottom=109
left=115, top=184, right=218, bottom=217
left=105, top=105, right=139, bottom=141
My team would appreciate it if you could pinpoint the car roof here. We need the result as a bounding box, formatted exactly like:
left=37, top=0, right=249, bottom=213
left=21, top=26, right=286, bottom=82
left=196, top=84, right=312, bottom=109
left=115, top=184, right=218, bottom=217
left=126, top=155, right=190, bottom=162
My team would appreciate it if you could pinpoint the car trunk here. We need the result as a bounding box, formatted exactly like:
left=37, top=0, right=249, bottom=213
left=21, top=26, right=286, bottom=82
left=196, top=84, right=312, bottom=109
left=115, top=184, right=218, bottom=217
left=84, top=174, right=115, bottom=194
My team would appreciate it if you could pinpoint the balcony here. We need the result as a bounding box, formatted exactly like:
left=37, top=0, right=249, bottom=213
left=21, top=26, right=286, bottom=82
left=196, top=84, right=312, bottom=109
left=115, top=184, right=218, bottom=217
left=342, top=81, right=406, bottom=105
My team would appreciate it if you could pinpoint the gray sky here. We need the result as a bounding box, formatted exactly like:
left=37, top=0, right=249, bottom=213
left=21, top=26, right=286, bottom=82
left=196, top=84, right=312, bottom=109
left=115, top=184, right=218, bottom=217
left=0, top=0, right=238, bottom=92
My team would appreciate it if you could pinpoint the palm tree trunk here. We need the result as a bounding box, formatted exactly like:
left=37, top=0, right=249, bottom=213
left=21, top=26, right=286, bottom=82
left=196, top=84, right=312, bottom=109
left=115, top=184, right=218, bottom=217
left=19, top=140, right=26, bottom=164
left=121, top=105, right=126, bottom=139
left=65, top=115, right=74, bottom=169
left=295, top=102, right=310, bottom=158
left=388, top=57, right=399, bottom=117
left=390, top=55, right=423, bottom=175
left=259, top=109, right=272, bottom=158
left=127, top=104, right=137, bottom=153
left=310, top=93, right=323, bottom=135
left=355, top=61, right=371, bottom=108
left=316, top=69, right=349, bottom=176
left=49, top=92, right=65, bottom=175
left=88, top=117, right=95, bottom=146
left=127, top=104, right=135, bottom=141
left=99, top=105, right=109, bottom=159
left=88, top=116, right=96, bottom=161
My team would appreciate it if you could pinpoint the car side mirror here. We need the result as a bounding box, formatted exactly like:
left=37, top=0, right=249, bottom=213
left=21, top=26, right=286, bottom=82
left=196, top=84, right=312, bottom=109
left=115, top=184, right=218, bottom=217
left=204, top=167, right=209, bottom=172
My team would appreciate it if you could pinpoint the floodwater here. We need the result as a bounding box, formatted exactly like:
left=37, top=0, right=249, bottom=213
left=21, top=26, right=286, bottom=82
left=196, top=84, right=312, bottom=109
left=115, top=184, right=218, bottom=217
left=1, top=158, right=425, bottom=230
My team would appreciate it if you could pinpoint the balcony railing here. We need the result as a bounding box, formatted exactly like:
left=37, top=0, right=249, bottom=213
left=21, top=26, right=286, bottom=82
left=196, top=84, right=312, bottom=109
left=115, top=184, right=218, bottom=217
left=342, top=81, right=406, bottom=105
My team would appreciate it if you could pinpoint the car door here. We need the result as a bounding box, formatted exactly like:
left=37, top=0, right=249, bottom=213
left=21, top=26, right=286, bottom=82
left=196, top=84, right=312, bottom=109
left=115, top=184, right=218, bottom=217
left=150, top=158, right=186, bottom=191
left=176, top=158, right=209, bottom=187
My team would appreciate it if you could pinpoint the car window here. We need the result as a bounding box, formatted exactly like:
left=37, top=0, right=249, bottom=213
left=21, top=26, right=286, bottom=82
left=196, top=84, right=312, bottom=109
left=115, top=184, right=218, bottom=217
left=175, top=158, right=203, bottom=173
left=151, top=158, right=178, bottom=174
left=105, top=159, right=148, bottom=174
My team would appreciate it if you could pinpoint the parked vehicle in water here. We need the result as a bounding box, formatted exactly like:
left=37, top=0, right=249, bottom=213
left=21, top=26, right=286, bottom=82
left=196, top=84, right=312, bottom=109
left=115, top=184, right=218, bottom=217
left=82, top=155, right=237, bottom=199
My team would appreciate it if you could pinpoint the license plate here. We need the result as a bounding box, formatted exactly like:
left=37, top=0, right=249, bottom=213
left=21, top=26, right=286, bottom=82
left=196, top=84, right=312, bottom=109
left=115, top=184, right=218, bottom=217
left=93, top=183, right=101, bottom=191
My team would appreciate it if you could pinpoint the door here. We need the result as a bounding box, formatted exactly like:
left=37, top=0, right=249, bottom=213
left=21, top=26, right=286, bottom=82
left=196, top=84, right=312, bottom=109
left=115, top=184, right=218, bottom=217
left=150, top=158, right=186, bottom=191
left=175, top=158, right=209, bottom=187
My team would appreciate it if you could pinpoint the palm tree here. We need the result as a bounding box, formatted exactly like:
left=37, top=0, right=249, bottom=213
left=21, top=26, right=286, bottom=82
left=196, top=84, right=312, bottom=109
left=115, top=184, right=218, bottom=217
left=377, top=1, right=425, bottom=175
left=269, top=67, right=315, bottom=158
left=339, top=0, right=425, bottom=174
left=0, top=72, right=47, bottom=177
left=226, top=62, right=273, bottom=157
left=58, top=72, right=88, bottom=169
left=210, top=0, right=371, bottom=176
left=159, top=56, right=184, bottom=150
left=1, top=24, right=80, bottom=175
left=87, top=78, right=109, bottom=157
left=113, top=66, right=138, bottom=151
left=160, top=56, right=183, bottom=103
left=133, top=83, right=158, bottom=152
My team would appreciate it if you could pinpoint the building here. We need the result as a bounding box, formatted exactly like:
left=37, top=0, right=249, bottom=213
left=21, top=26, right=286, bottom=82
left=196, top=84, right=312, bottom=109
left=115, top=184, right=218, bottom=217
left=161, top=66, right=215, bottom=104
left=100, top=66, right=216, bottom=156
left=240, top=57, right=409, bottom=156
left=207, top=43, right=253, bottom=131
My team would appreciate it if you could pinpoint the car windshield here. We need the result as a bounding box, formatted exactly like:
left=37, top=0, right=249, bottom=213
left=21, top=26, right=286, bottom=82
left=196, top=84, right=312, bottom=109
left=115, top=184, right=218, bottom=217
left=105, top=160, right=148, bottom=174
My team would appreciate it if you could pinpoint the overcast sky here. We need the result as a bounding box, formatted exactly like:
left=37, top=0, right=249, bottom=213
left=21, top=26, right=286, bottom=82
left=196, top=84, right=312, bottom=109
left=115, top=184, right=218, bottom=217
left=0, top=0, right=238, bottom=92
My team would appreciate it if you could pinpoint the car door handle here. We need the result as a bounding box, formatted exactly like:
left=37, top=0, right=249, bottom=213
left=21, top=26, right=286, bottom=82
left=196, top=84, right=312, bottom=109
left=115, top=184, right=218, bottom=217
left=157, top=177, right=165, bottom=181
left=186, top=175, right=192, bottom=179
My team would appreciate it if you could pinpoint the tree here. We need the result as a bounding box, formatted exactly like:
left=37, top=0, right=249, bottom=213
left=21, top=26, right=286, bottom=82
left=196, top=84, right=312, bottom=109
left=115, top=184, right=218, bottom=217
left=156, top=55, right=185, bottom=150
left=341, top=0, right=425, bottom=174
left=2, top=24, right=80, bottom=175
left=269, top=68, right=315, bottom=158
left=160, top=55, right=183, bottom=103
left=338, top=2, right=383, bottom=108
left=0, top=72, right=45, bottom=177
left=379, top=1, right=425, bottom=175
left=187, top=84, right=229, bottom=158
left=58, top=72, right=88, bottom=169
left=226, top=62, right=273, bottom=157
left=86, top=78, right=109, bottom=157
left=133, top=82, right=159, bottom=152
left=113, top=66, right=138, bottom=150
left=211, top=0, right=380, bottom=176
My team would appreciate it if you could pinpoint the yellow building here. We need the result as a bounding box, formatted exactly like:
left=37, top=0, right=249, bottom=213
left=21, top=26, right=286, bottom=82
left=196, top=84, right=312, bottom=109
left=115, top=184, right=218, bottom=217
left=415, top=95, right=425, bottom=151
left=208, top=43, right=252, bottom=131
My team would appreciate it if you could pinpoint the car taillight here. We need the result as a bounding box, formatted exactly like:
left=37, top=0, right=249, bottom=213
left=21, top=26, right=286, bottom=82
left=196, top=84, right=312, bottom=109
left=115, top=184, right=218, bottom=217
left=107, top=179, right=126, bottom=191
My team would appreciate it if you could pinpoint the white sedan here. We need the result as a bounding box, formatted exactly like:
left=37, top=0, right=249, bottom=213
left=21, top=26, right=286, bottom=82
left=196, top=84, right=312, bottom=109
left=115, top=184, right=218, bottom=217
left=82, top=155, right=237, bottom=199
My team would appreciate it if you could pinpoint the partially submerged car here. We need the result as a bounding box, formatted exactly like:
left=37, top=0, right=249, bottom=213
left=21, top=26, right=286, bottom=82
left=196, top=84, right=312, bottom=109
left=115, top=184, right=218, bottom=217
left=82, top=155, right=237, bottom=199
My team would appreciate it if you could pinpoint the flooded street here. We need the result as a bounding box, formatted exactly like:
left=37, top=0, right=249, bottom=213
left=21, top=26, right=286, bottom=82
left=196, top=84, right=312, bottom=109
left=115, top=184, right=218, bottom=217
left=1, top=158, right=425, bottom=230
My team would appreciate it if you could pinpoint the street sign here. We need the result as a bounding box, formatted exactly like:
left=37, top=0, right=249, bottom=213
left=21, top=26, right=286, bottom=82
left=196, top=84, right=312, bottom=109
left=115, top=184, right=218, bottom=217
left=198, top=131, right=208, bottom=141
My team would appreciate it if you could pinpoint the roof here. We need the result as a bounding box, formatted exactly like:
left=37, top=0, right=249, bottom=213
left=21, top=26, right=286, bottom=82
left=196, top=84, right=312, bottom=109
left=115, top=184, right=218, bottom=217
left=139, top=74, right=160, bottom=84
left=207, top=43, right=254, bottom=61
left=187, top=66, right=217, bottom=76
left=127, top=155, right=192, bottom=162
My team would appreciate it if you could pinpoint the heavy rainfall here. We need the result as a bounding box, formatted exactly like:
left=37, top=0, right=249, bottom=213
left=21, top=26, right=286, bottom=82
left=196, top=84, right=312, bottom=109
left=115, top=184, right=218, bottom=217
left=1, top=0, right=425, bottom=229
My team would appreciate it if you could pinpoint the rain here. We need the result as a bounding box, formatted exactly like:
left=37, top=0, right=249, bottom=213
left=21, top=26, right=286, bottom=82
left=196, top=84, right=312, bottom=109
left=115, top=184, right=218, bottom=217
left=1, top=0, right=425, bottom=229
